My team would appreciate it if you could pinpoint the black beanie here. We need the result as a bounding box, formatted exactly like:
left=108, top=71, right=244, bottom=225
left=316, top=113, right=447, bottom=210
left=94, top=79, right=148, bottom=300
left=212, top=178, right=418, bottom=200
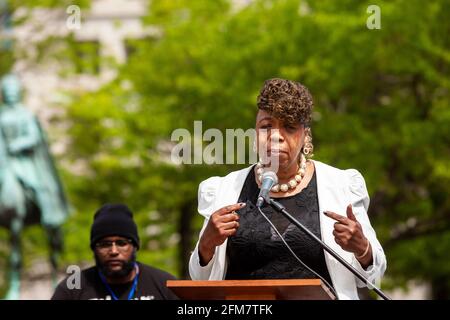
left=90, top=204, right=140, bottom=250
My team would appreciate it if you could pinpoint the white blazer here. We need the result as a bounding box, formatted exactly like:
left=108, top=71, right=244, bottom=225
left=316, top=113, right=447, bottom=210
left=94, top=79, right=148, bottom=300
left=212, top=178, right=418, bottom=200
left=188, top=160, right=387, bottom=300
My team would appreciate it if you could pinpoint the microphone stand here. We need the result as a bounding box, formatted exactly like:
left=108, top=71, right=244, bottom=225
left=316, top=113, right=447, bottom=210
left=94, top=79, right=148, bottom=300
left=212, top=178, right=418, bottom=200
left=267, top=198, right=391, bottom=300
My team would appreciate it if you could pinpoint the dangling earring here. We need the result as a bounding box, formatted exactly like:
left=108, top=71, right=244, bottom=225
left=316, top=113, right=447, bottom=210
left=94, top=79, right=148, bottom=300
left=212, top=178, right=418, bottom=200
left=299, top=152, right=307, bottom=176
left=302, top=127, right=313, bottom=157
left=302, top=144, right=311, bottom=156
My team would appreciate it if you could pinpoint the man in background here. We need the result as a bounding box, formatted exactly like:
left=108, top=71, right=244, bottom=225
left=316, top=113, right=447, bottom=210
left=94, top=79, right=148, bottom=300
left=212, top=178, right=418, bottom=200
left=52, top=203, right=178, bottom=300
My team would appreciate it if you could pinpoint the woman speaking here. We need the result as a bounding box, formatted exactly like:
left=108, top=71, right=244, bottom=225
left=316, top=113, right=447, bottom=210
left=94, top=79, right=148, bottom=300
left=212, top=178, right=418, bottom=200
left=189, top=78, right=386, bottom=300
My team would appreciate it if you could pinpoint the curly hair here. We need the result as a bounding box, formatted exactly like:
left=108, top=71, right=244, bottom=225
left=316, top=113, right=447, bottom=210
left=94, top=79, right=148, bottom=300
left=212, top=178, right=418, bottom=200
left=257, top=78, right=313, bottom=126
left=256, top=78, right=314, bottom=157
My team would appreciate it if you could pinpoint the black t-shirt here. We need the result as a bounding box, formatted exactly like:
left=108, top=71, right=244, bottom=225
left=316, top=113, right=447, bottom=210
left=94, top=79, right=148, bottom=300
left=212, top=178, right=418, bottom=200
left=51, top=262, right=179, bottom=300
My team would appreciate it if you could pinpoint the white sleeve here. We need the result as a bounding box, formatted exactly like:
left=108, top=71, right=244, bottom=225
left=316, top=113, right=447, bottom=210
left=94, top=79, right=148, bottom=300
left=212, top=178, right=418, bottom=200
left=189, top=177, right=220, bottom=280
left=345, top=169, right=387, bottom=288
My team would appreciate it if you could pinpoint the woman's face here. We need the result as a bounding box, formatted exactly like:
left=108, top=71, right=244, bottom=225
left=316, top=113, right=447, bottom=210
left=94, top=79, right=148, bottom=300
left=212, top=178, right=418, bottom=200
left=256, top=110, right=305, bottom=172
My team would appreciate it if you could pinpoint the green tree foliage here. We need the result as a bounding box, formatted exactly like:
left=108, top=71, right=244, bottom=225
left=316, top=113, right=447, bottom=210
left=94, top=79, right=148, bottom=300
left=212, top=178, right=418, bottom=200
left=65, top=0, right=450, bottom=297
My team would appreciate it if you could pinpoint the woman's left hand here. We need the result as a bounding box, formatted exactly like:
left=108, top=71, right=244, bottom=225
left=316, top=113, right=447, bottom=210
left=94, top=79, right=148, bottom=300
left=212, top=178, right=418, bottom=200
left=325, top=204, right=373, bottom=267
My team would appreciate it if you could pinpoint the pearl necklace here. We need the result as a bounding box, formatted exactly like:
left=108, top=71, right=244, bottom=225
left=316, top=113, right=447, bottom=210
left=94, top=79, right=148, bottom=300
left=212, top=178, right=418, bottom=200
left=256, top=154, right=307, bottom=193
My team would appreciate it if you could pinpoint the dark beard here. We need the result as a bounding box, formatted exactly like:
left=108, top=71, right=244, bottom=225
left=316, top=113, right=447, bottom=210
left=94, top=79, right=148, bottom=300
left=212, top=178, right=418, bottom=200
left=95, top=251, right=136, bottom=279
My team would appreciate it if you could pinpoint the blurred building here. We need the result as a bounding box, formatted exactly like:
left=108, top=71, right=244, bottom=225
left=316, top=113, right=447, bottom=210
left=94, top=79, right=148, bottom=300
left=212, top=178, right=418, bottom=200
left=9, top=0, right=159, bottom=153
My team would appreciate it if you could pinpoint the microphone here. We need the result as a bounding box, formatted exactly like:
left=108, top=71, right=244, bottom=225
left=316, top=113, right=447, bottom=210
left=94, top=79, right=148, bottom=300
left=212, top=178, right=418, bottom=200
left=256, top=171, right=278, bottom=208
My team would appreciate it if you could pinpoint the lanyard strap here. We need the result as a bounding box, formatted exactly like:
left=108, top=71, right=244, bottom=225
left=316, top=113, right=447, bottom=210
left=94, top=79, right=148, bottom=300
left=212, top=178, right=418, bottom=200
left=99, top=263, right=139, bottom=300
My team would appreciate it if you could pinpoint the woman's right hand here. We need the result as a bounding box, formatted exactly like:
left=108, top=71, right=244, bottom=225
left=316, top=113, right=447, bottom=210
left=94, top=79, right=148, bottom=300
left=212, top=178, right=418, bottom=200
left=198, top=202, right=246, bottom=266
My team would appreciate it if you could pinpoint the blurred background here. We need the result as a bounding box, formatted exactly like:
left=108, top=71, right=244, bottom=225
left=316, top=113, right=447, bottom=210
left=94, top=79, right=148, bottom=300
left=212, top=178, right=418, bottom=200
left=0, top=0, right=448, bottom=299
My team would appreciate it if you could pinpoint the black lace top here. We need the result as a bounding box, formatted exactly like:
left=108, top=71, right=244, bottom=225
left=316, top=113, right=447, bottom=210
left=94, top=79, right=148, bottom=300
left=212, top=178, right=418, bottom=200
left=225, top=167, right=333, bottom=286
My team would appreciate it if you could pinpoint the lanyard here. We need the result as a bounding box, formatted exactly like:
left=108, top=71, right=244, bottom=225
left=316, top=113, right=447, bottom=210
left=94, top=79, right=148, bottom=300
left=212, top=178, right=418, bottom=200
left=98, top=263, right=139, bottom=300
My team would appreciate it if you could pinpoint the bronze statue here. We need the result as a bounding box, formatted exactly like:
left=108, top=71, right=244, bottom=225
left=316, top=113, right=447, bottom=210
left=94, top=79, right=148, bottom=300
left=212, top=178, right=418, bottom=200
left=0, top=74, right=69, bottom=299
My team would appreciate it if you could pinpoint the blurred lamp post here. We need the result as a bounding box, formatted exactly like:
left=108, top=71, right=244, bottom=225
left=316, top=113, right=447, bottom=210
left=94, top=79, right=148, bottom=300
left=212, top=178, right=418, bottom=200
left=0, top=0, right=14, bottom=75
left=0, top=0, right=13, bottom=51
